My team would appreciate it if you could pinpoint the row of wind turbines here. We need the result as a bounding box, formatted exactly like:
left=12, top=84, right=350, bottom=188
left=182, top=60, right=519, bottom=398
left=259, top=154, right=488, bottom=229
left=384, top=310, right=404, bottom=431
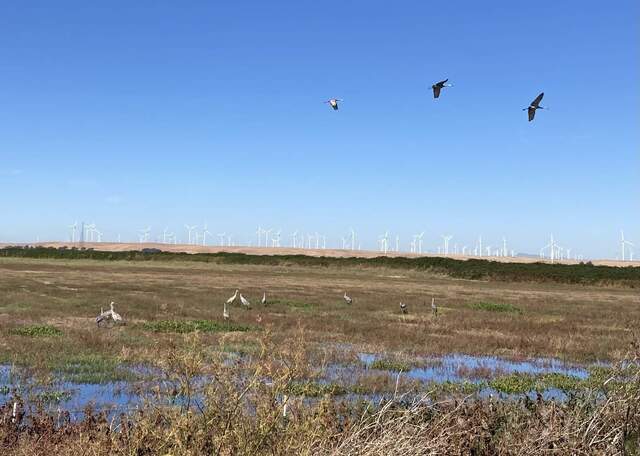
left=66, top=222, right=635, bottom=262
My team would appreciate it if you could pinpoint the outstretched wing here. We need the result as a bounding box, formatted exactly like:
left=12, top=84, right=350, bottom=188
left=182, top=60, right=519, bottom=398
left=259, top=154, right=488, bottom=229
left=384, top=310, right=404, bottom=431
left=528, top=107, right=536, bottom=122
left=436, top=79, right=448, bottom=86
left=432, top=85, right=441, bottom=99
left=531, top=92, right=544, bottom=107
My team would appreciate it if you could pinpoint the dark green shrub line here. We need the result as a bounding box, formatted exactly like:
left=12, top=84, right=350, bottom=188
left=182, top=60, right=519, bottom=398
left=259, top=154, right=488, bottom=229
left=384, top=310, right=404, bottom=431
left=2, top=246, right=639, bottom=287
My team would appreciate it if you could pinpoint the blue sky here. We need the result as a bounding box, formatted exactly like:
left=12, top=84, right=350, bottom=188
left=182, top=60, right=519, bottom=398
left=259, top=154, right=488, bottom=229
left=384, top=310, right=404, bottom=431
left=1, top=1, right=638, bottom=258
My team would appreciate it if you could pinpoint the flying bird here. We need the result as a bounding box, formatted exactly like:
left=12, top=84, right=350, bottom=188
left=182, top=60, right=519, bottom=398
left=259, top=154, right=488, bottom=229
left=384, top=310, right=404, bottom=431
left=343, top=292, right=353, bottom=304
left=400, top=302, right=408, bottom=314
left=325, top=98, right=342, bottom=110
left=226, top=290, right=239, bottom=305
left=240, top=293, right=251, bottom=308
left=524, top=92, right=545, bottom=121
left=431, top=79, right=453, bottom=99
left=261, top=292, right=267, bottom=305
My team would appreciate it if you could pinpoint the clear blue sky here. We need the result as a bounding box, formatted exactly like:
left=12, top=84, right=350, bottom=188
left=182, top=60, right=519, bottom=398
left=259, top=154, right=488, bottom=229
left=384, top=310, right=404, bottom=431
left=1, top=1, right=638, bottom=258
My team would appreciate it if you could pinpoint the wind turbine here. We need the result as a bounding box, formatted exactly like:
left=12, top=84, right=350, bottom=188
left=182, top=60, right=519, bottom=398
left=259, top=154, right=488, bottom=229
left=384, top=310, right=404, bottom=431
left=217, top=232, right=226, bottom=246
left=68, top=222, right=78, bottom=243
left=256, top=226, right=264, bottom=247
left=202, top=224, right=212, bottom=246
left=541, top=234, right=560, bottom=263
left=441, top=235, right=452, bottom=255
left=378, top=231, right=390, bottom=254
left=350, top=228, right=357, bottom=251
left=138, top=227, right=151, bottom=243
left=417, top=232, right=425, bottom=254
left=620, top=230, right=635, bottom=262
left=184, top=225, right=197, bottom=245
left=291, top=231, right=298, bottom=248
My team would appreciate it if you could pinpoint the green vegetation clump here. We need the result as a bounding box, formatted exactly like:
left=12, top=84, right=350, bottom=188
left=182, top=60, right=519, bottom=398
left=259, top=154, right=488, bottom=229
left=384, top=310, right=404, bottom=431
left=2, top=246, right=639, bottom=287
left=370, top=359, right=411, bottom=372
left=0, top=386, right=10, bottom=395
left=143, top=319, right=253, bottom=334
left=10, top=324, right=63, bottom=337
left=36, top=390, right=73, bottom=404
left=469, top=302, right=521, bottom=314
left=489, top=372, right=585, bottom=394
left=54, top=354, right=134, bottom=384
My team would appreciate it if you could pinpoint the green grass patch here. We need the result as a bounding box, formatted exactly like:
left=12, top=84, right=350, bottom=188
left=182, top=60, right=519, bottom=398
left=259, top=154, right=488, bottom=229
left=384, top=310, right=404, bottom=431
left=10, top=324, right=63, bottom=337
left=36, top=390, right=73, bottom=404
left=489, top=372, right=585, bottom=394
left=370, top=359, right=411, bottom=372
left=0, top=385, right=10, bottom=395
left=53, top=354, right=135, bottom=384
left=143, top=319, right=254, bottom=334
left=469, top=302, right=521, bottom=314
left=286, top=381, right=347, bottom=397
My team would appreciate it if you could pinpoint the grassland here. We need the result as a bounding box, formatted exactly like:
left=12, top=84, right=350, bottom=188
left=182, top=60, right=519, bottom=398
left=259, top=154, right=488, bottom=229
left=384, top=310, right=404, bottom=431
left=0, top=254, right=639, bottom=454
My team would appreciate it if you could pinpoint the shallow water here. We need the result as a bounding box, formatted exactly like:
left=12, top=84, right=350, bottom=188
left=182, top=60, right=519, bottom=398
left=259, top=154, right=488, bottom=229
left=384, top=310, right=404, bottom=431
left=0, top=352, right=602, bottom=416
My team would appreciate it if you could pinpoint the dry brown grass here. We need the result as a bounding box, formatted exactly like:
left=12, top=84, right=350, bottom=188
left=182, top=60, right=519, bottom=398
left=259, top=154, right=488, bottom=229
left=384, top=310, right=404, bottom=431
left=0, top=256, right=638, bottom=369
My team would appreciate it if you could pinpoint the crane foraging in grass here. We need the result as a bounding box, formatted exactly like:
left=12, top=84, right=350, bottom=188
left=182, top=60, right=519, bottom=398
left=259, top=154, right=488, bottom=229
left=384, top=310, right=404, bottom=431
left=240, top=293, right=251, bottom=308
left=343, top=292, right=353, bottom=305
left=223, top=301, right=230, bottom=320
left=431, top=297, right=437, bottom=317
left=400, top=302, right=408, bottom=314
left=261, top=292, right=267, bottom=305
left=226, top=289, right=239, bottom=305
left=431, top=79, right=453, bottom=99
left=524, top=92, right=545, bottom=121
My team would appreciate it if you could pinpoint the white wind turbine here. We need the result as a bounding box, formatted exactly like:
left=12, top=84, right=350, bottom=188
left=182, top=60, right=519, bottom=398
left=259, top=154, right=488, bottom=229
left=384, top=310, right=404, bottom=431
left=138, top=226, right=151, bottom=243
left=441, top=235, right=452, bottom=255
left=217, top=232, right=226, bottom=246
left=350, top=228, right=357, bottom=251
left=620, top=230, right=635, bottom=262
left=202, top=224, right=212, bottom=246
left=162, top=227, right=170, bottom=244
left=256, top=226, right=264, bottom=247
left=378, top=231, right=390, bottom=254
left=417, top=232, right=425, bottom=254
left=68, top=222, right=78, bottom=242
left=291, top=231, right=298, bottom=248
left=184, top=225, right=197, bottom=245
left=541, top=234, right=560, bottom=263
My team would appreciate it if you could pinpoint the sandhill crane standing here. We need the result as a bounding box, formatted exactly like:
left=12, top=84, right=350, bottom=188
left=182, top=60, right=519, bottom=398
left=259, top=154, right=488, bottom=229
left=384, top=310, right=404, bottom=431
left=524, top=92, right=545, bottom=121
left=240, top=293, right=251, bottom=308
left=400, top=302, right=408, bottom=314
left=431, top=297, right=437, bottom=317
left=343, top=292, right=353, bottom=305
left=95, top=306, right=111, bottom=326
left=226, top=289, right=239, bottom=305
left=325, top=98, right=342, bottom=110
left=109, top=301, right=123, bottom=323
left=223, top=301, right=230, bottom=320
left=431, top=79, right=453, bottom=99
left=261, top=292, right=267, bottom=305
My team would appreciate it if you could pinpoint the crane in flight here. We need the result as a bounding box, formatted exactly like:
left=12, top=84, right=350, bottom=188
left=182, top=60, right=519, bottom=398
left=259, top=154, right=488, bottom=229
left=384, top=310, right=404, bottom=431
left=431, top=79, right=453, bottom=99
left=325, top=98, right=342, bottom=110
left=524, top=92, right=545, bottom=121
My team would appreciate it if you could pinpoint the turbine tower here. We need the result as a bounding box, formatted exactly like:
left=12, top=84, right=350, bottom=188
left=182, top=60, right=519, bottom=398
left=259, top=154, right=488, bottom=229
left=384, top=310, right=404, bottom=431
left=441, top=235, right=452, bottom=255
left=621, top=230, right=635, bottom=262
